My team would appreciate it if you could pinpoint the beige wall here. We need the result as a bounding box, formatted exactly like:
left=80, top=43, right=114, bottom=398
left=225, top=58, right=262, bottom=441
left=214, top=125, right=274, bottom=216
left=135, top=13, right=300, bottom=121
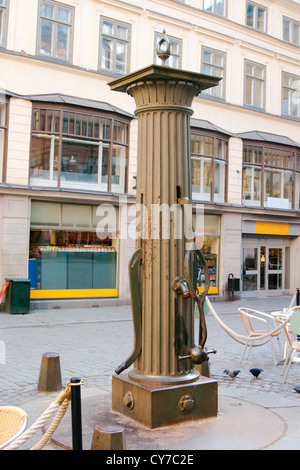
left=220, top=213, right=242, bottom=294
left=0, top=195, right=30, bottom=292
left=227, top=137, right=243, bottom=206
left=6, top=98, right=32, bottom=186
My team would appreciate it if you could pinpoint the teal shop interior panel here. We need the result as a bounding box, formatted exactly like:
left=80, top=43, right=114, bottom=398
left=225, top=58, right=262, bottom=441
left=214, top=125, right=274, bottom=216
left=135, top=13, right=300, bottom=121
left=93, top=252, right=116, bottom=288
left=67, top=252, right=93, bottom=289
left=41, top=252, right=68, bottom=289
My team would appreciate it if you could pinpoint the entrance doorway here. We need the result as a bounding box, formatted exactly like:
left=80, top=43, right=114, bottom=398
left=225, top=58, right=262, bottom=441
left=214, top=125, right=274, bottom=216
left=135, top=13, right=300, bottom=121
left=241, top=238, right=290, bottom=296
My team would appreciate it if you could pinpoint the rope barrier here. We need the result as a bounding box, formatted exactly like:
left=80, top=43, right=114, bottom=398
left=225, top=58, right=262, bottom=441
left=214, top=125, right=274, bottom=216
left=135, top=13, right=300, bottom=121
left=4, top=386, right=71, bottom=450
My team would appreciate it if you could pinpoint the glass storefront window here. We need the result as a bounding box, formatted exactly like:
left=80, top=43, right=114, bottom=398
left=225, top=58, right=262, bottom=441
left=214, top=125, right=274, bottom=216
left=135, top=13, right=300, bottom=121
left=194, top=214, right=220, bottom=294
left=30, top=107, right=129, bottom=193
left=214, top=159, right=226, bottom=202
left=191, top=131, right=228, bottom=203
left=242, top=166, right=261, bottom=206
left=264, top=169, right=292, bottom=209
left=243, top=143, right=300, bottom=210
left=30, top=135, right=59, bottom=185
left=29, top=229, right=117, bottom=291
left=191, top=157, right=211, bottom=201
left=242, top=247, right=258, bottom=291
left=29, top=201, right=118, bottom=298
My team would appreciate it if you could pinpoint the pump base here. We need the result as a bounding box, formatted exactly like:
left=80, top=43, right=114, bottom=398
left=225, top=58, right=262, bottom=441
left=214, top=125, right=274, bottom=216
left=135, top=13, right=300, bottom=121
left=112, top=373, right=218, bottom=429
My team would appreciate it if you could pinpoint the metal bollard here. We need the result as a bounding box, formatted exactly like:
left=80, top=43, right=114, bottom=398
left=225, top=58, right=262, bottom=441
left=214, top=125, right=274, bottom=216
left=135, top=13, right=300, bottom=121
left=37, top=352, right=62, bottom=392
left=90, top=425, right=126, bottom=450
left=70, top=377, right=83, bottom=450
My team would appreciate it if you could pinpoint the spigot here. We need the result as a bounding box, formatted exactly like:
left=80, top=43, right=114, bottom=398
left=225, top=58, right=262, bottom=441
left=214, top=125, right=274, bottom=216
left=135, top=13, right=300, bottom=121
left=178, top=346, right=217, bottom=365
left=171, top=276, right=190, bottom=298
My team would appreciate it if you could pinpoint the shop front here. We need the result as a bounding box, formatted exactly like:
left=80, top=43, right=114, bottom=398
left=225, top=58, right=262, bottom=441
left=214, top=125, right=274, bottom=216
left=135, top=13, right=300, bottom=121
left=241, top=220, right=300, bottom=297
left=29, top=200, right=119, bottom=299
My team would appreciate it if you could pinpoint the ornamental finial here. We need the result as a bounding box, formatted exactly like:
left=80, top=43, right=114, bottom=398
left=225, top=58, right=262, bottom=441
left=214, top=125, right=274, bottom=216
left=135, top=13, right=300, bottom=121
left=156, top=28, right=171, bottom=66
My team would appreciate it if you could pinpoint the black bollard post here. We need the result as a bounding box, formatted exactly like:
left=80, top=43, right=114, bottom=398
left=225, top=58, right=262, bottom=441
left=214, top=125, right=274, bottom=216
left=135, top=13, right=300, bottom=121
left=296, top=289, right=300, bottom=342
left=70, top=377, right=83, bottom=450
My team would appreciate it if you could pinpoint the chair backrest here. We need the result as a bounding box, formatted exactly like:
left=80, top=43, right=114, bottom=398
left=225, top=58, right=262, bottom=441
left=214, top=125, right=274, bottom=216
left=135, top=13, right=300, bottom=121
left=0, top=406, right=28, bottom=449
left=290, top=308, right=300, bottom=335
left=276, top=316, right=293, bottom=347
left=239, top=309, right=254, bottom=335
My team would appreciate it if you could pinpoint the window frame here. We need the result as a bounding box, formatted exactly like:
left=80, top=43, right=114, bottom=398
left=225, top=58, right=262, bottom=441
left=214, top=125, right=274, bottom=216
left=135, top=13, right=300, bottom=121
left=191, top=129, right=228, bottom=203
left=244, top=60, right=266, bottom=111
left=283, top=16, right=300, bottom=47
left=0, top=0, right=9, bottom=48
left=154, top=32, right=182, bottom=69
left=203, top=0, right=227, bottom=17
left=246, top=1, right=267, bottom=33
left=201, top=47, right=226, bottom=100
left=282, top=72, right=300, bottom=119
left=29, top=103, right=130, bottom=194
left=36, top=0, right=74, bottom=63
left=99, top=16, right=131, bottom=76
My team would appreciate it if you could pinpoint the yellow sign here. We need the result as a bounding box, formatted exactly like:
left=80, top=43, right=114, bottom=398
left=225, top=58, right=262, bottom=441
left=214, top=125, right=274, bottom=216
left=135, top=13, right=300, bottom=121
left=256, top=222, right=289, bottom=236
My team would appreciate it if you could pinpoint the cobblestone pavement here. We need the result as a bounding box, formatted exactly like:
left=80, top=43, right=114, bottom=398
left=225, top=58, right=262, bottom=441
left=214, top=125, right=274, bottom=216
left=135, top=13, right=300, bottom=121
left=0, top=295, right=300, bottom=450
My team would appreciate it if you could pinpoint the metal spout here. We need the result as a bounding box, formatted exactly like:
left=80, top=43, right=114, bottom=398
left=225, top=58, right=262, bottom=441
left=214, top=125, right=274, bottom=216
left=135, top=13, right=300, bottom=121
left=171, top=276, right=190, bottom=298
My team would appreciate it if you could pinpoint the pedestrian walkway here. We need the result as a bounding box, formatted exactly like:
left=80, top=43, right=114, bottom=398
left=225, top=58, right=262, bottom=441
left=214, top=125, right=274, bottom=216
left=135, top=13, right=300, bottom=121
left=0, top=294, right=299, bottom=450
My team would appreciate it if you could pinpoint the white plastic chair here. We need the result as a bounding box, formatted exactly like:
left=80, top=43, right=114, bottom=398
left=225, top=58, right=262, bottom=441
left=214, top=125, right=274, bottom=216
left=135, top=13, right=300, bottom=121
left=276, top=307, right=300, bottom=383
left=0, top=406, right=28, bottom=450
left=238, top=308, right=282, bottom=365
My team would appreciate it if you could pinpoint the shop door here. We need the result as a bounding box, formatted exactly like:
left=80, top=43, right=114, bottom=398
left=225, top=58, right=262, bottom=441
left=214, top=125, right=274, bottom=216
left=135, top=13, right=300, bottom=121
left=266, top=247, right=283, bottom=291
left=242, top=247, right=259, bottom=293
left=242, top=240, right=287, bottom=296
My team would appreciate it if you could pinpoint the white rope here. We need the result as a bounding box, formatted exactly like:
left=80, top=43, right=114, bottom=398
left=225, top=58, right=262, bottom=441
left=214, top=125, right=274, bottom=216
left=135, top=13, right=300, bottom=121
left=205, top=297, right=296, bottom=346
left=30, top=398, right=70, bottom=450
left=4, top=389, right=70, bottom=451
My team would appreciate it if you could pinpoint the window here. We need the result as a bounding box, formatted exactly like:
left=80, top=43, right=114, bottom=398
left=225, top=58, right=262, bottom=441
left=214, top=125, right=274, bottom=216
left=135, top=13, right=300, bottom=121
left=29, top=201, right=118, bottom=297
left=193, top=214, right=220, bottom=294
left=201, top=47, right=226, bottom=100
left=242, top=142, right=300, bottom=210
left=0, top=96, right=7, bottom=182
left=203, top=0, right=226, bottom=17
left=244, top=60, right=266, bottom=110
left=283, top=16, right=300, bottom=47
left=154, top=32, right=182, bottom=69
left=242, top=146, right=262, bottom=206
left=0, top=0, right=9, bottom=48
left=191, top=131, right=228, bottom=203
left=246, top=1, right=267, bottom=33
left=30, top=106, right=129, bottom=194
left=37, top=0, right=74, bottom=61
left=99, top=17, right=131, bottom=75
left=282, top=73, right=300, bottom=119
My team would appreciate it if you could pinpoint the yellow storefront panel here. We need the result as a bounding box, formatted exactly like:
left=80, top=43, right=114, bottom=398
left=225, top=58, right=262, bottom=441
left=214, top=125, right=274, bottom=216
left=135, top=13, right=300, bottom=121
left=198, top=286, right=219, bottom=294
left=255, top=222, right=289, bottom=236
left=30, top=289, right=118, bottom=299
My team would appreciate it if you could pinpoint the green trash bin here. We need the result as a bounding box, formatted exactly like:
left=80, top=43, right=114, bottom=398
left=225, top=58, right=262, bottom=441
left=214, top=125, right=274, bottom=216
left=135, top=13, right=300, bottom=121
left=5, top=279, right=31, bottom=314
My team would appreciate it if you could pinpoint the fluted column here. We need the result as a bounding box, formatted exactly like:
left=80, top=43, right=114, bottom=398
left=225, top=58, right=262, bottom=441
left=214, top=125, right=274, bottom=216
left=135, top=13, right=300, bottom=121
left=109, top=65, right=220, bottom=385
